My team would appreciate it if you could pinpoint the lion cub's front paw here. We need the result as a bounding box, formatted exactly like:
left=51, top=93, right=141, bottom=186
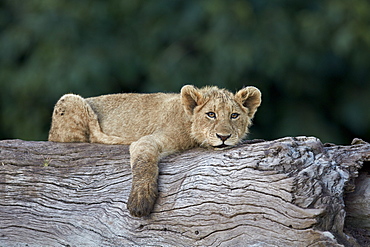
left=127, top=182, right=158, bottom=217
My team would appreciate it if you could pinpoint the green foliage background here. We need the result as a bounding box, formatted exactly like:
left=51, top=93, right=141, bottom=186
left=1, top=0, right=370, bottom=144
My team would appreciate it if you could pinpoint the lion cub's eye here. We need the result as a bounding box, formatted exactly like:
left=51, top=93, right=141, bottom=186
left=230, top=113, right=240, bottom=119
left=206, top=112, right=216, bottom=119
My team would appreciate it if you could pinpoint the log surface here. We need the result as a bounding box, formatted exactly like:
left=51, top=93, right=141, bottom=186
left=0, top=137, right=370, bottom=246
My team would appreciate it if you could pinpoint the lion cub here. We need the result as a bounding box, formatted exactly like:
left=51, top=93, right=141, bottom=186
left=49, top=85, right=262, bottom=217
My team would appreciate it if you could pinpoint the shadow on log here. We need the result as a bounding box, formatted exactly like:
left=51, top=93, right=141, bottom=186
left=1, top=137, right=370, bottom=246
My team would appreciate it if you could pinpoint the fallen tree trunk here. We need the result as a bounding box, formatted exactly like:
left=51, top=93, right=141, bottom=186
left=0, top=137, right=369, bottom=246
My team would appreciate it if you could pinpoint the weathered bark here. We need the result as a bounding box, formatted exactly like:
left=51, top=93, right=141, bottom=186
left=0, top=137, right=369, bottom=246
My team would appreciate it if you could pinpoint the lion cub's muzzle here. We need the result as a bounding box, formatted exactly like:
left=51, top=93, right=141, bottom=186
left=212, top=133, right=234, bottom=149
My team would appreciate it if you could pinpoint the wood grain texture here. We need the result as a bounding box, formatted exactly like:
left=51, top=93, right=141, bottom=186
left=0, top=137, right=369, bottom=246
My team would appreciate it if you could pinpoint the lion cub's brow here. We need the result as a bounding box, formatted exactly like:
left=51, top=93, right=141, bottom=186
left=206, top=99, right=241, bottom=115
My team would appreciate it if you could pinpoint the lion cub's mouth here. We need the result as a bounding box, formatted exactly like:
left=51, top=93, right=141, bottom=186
left=213, top=144, right=230, bottom=149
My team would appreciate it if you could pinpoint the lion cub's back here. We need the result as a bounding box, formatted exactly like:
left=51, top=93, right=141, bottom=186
left=86, top=93, right=186, bottom=142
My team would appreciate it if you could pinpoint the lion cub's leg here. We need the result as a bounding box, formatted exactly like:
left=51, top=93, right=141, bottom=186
left=49, top=94, right=124, bottom=144
left=127, top=134, right=173, bottom=217
left=48, top=94, right=90, bottom=142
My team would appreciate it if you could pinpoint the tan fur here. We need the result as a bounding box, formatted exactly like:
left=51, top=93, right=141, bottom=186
left=48, top=85, right=262, bottom=217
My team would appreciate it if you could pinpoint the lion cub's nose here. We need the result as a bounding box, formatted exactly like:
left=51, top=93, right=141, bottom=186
left=216, top=134, right=231, bottom=142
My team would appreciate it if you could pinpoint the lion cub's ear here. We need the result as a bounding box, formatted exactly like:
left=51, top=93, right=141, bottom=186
left=181, top=85, right=203, bottom=116
left=235, top=86, right=262, bottom=118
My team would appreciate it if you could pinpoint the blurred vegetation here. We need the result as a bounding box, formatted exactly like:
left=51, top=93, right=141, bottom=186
left=1, top=0, right=370, bottom=144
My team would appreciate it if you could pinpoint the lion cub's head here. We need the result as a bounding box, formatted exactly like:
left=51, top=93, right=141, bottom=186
left=181, top=85, right=261, bottom=149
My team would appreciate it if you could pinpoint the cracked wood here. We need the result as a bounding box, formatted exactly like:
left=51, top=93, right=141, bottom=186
left=1, top=137, right=370, bottom=246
